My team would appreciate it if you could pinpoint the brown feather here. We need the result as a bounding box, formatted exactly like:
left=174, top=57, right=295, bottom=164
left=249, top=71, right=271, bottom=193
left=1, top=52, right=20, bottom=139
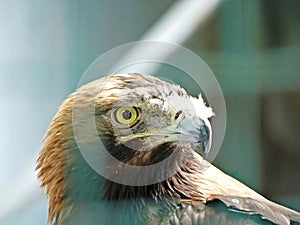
left=36, top=94, right=74, bottom=223
left=36, top=74, right=300, bottom=225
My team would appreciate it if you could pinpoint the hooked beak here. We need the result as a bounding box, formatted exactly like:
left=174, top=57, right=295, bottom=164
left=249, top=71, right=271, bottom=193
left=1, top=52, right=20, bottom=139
left=181, top=116, right=212, bottom=158
left=198, top=118, right=212, bottom=158
left=168, top=115, right=212, bottom=158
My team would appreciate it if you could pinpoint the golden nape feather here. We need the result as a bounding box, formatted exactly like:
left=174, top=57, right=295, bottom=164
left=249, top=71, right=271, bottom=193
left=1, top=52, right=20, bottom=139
left=36, top=73, right=300, bottom=225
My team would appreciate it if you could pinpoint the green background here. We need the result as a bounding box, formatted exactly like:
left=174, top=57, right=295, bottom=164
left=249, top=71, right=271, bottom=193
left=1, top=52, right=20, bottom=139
left=0, top=0, right=299, bottom=224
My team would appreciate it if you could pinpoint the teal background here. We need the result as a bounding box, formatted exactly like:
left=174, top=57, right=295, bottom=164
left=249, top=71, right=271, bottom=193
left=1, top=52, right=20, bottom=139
left=0, top=0, right=299, bottom=224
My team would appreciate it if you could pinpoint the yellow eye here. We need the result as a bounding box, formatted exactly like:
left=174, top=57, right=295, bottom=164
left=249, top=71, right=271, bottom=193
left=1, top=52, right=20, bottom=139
left=113, top=107, right=140, bottom=125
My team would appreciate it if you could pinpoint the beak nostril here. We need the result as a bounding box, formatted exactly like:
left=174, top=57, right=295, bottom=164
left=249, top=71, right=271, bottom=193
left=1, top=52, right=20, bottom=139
left=174, top=110, right=182, bottom=120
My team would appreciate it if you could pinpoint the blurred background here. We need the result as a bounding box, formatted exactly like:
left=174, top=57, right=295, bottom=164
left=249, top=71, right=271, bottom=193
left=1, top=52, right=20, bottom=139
left=0, top=0, right=299, bottom=224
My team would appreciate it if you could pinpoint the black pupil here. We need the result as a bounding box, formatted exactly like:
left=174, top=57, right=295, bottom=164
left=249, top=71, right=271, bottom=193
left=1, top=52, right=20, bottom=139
left=122, top=110, right=132, bottom=120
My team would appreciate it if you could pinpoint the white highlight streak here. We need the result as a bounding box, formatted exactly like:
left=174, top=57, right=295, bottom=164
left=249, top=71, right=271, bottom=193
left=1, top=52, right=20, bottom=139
left=111, top=0, right=223, bottom=74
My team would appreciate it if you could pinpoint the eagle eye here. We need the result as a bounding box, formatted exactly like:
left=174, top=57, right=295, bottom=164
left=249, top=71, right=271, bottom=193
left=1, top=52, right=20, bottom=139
left=113, top=107, right=140, bottom=125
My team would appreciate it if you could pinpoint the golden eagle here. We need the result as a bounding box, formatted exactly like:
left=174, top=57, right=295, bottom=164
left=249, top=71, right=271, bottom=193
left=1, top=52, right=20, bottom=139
left=37, top=73, right=300, bottom=225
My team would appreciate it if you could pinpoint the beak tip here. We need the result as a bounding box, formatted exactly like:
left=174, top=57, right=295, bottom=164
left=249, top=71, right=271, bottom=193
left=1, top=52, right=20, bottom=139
left=199, top=120, right=212, bottom=159
left=201, top=141, right=210, bottom=159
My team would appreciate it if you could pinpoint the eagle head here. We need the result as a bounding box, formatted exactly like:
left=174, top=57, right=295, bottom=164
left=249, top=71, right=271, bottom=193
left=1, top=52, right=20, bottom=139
left=36, top=73, right=214, bottom=223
